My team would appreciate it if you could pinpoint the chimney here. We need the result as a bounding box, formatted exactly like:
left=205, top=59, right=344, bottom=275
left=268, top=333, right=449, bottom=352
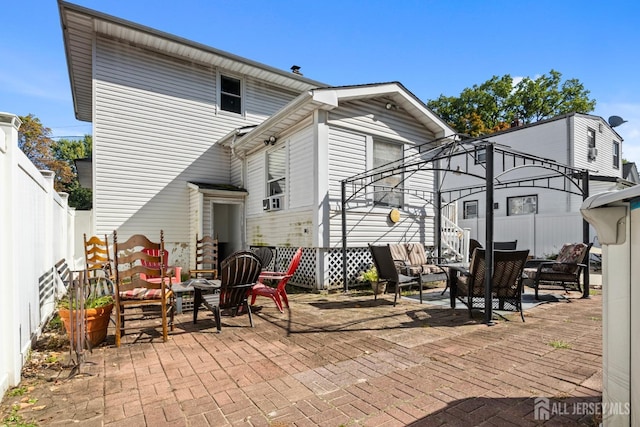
left=291, top=65, right=302, bottom=75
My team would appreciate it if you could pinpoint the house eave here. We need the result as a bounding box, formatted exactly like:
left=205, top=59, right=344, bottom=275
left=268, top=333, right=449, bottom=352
left=220, top=82, right=455, bottom=154
left=58, top=0, right=325, bottom=123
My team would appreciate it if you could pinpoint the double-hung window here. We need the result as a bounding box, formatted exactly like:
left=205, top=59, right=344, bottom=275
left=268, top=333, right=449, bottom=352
left=587, top=128, right=596, bottom=148
left=613, top=141, right=620, bottom=169
left=267, top=145, right=286, bottom=197
left=220, top=75, right=242, bottom=114
left=373, top=140, right=403, bottom=207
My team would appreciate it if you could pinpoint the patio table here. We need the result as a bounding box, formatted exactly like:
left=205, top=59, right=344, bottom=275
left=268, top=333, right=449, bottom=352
left=437, top=262, right=470, bottom=308
left=172, top=278, right=221, bottom=314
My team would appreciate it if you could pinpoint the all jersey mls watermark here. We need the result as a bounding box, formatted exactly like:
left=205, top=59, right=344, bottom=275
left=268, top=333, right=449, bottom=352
left=534, top=397, right=630, bottom=420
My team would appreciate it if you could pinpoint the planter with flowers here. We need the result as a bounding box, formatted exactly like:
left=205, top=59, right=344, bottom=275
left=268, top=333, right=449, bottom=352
left=358, top=266, right=386, bottom=295
left=57, top=276, right=114, bottom=347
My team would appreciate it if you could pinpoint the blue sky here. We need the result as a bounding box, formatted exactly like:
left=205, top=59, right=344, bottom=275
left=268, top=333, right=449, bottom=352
left=3, top=0, right=640, bottom=165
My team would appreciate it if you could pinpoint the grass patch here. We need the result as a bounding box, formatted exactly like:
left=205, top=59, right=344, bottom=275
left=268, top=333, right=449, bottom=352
left=548, top=340, right=571, bottom=349
left=2, top=404, right=38, bottom=427
left=6, top=387, right=28, bottom=397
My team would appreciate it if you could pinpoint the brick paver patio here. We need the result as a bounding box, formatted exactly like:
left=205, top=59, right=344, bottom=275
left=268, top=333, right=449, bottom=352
left=2, top=287, right=602, bottom=426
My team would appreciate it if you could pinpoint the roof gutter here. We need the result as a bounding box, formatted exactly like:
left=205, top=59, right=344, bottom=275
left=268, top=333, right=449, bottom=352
left=220, top=88, right=338, bottom=153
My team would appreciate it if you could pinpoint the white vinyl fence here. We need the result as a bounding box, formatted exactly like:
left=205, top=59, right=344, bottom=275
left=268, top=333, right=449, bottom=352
left=459, top=212, right=594, bottom=258
left=0, top=113, right=76, bottom=398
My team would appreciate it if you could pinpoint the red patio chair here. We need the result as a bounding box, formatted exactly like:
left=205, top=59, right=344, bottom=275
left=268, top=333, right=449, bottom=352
left=140, top=247, right=181, bottom=285
left=250, top=247, right=302, bottom=313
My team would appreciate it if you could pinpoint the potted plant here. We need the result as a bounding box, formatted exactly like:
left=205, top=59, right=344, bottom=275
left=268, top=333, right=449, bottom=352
left=358, top=266, right=386, bottom=295
left=57, top=275, right=114, bottom=347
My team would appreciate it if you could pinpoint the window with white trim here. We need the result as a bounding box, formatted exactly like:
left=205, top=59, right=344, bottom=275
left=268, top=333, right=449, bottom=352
left=474, top=147, right=486, bottom=164
left=373, top=139, right=403, bottom=207
left=463, top=200, right=478, bottom=219
left=266, top=145, right=286, bottom=197
left=220, top=75, right=242, bottom=114
left=587, top=127, right=596, bottom=148
left=507, top=195, right=537, bottom=216
left=613, top=141, right=620, bottom=169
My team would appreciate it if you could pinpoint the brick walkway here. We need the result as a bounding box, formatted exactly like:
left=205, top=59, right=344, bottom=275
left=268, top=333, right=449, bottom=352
left=4, top=288, right=602, bottom=426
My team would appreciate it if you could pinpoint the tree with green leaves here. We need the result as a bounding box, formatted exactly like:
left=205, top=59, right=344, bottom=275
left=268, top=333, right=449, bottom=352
left=18, top=114, right=74, bottom=191
left=54, top=135, right=93, bottom=210
left=427, top=69, right=596, bottom=136
left=18, top=114, right=92, bottom=209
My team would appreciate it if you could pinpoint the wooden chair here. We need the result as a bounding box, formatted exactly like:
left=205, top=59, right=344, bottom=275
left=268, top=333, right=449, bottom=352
left=193, top=250, right=262, bottom=332
left=369, top=244, right=421, bottom=306
left=113, top=230, right=174, bottom=346
left=523, top=242, right=592, bottom=299
left=84, top=234, right=113, bottom=279
left=189, top=234, right=219, bottom=280
left=455, top=249, right=530, bottom=321
left=250, top=247, right=302, bottom=313
left=140, top=247, right=181, bottom=285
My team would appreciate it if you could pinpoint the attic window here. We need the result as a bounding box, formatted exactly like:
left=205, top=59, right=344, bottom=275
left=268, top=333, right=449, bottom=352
left=220, top=75, right=242, bottom=114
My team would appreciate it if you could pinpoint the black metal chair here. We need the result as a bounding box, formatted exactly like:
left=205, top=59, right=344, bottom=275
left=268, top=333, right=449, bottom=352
left=369, top=244, right=421, bottom=306
left=193, top=250, right=262, bottom=332
left=455, top=249, right=530, bottom=321
left=523, top=242, right=592, bottom=299
left=494, top=240, right=518, bottom=250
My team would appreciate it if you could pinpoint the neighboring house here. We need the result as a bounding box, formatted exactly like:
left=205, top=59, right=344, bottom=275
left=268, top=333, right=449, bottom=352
left=623, top=161, right=640, bottom=184
left=59, top=2, right=453, bottom=289
left=449, top=112, right=633, bottom=257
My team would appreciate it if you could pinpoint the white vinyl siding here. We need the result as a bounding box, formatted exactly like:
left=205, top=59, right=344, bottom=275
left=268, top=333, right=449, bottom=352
left=288, top=126, right=314, bottom=209
left=327, top=125, right=436, bottom=248
left=244, top=125, right=314, bottom=244
left=328, top=99, right=434, bottom=144
left=93, top=37, right=300, bottom=245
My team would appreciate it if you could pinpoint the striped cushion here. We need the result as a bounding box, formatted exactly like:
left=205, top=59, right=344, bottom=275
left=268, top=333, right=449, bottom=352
left=119, top=287, right=164, bottom=300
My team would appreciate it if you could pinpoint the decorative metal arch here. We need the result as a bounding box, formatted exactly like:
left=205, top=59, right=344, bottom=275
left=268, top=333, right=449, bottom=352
left=341, top=134, right=592, bottom=324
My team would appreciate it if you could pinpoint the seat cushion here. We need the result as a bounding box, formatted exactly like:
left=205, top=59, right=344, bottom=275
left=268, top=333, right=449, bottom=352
left=406, top=244, right=429, bottom=266
left=551, top=243, right=587, bottom=273
left=119, top=287, right=164, bottom=300
left=389, top=244, right=409, bottom=263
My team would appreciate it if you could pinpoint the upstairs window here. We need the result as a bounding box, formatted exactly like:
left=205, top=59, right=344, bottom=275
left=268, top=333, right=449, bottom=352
left=220, top=75, right=242, bottom=114
left=507, top=195, right=537, bottom=216
left=372, top=140, right=403, bottom=207
left=587, top=127, right=596, bottom=148
left=613, top=141, right=620, bottom=169
left=267, top=145, right=286, bottom=197
left=474, top=147, right=486, bottom=164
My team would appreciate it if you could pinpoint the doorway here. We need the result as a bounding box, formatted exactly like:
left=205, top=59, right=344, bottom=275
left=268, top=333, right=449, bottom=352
left=210, top=201, right=244, bottom=262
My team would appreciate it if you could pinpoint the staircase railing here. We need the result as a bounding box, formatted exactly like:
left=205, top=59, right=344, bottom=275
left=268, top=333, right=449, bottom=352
left=440, top=205, right=470, bottom=263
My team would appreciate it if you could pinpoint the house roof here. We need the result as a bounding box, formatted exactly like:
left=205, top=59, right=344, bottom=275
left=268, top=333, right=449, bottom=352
left=217, top=82, right=456, bottom=153
left=488, top=112, right=624, bottom=141
left=622, top=162, right=640, bottom=183
left=58, top=1, right=325, bottom=122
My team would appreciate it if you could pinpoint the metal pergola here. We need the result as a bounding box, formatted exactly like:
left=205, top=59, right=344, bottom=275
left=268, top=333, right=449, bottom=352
left=341, top=134, right=591, bottom=324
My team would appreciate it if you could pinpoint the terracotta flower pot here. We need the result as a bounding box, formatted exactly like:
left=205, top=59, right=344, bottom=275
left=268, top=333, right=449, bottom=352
left=59, top=303, right=113, bottom=347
